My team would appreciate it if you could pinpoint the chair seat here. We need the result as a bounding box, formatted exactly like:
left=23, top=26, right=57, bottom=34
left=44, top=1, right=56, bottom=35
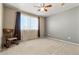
left=8, top=37, right=17, bottom=41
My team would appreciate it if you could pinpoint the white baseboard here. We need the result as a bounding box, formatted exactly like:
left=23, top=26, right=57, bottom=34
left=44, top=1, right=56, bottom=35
left=47, top=34, right=79, bottom=46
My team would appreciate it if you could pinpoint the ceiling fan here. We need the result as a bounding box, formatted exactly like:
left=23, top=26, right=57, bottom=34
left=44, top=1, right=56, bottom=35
left=34, top=3, right=52, bottom=12
left=34, top=3, right=64, bottom=12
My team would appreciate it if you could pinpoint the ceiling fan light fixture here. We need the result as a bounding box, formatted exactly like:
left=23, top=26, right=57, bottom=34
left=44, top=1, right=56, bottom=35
left=40, top=7, right=45, bottom=12
left=34, top=3, right=52, bottom=12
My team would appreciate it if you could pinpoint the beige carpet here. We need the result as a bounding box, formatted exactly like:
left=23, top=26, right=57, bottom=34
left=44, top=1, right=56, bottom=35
left=0, top=37, right=79, bottom=55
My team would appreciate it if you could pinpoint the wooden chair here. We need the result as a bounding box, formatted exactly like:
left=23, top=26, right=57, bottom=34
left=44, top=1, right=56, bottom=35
left=3, top=29, right=18, bottom=48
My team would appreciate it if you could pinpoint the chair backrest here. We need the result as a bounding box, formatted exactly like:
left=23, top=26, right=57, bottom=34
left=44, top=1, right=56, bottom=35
left=3, top=28, right=14, bottom=38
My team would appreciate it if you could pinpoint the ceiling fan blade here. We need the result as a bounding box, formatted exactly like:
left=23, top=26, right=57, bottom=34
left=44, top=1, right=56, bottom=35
left=43, top=3, right=45, bottom=7
left=44, top=9, right=47, bottom=12
left=40, top=3, right=45, bottom=7
left=45, top=5, right=52, bottom=7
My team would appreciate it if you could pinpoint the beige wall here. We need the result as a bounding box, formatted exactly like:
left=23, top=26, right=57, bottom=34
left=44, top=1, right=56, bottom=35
left=0, top=4, right=3, bottom=49
left=40, top=17, right=45, bottom=37
left=3, top=6, right=16, bottom=29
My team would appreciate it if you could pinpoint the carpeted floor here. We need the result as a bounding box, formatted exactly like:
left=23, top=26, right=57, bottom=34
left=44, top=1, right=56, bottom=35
left=0, top=37, right=79, bottom=55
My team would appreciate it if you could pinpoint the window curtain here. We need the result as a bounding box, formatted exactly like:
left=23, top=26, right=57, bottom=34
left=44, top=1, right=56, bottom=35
left=38, top=16, right=40, bottom=37
left=14, top=12, right=21, bottom=40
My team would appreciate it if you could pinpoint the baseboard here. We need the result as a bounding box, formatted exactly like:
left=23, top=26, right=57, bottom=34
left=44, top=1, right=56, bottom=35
left=47, top=34, right=79, bottom=46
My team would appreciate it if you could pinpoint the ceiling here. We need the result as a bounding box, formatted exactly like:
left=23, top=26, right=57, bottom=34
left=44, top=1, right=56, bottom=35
left=4, top=3, right=79, bottom=17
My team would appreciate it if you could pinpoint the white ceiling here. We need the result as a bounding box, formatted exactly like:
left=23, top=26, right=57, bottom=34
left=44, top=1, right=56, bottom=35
left=4, top=3, right=79, bottom=17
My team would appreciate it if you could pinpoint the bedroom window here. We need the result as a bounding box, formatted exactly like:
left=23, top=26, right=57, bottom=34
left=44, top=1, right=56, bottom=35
left=20, top=13, right=38, bottom=30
